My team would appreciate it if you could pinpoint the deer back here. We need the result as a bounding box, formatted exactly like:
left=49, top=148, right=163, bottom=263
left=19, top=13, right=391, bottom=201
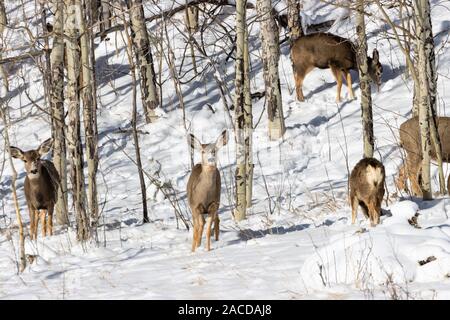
left=292, top=33, right=356, bottom=72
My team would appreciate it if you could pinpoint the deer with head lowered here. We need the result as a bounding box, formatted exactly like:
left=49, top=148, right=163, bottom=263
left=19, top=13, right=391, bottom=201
left=349, top=157, right=385, bottom=227
left=292, top=32, right=383, bottom=102
left=10, top=138, right=59, bottom=240
left=396, top=116, right=450, bottom=196
left=187, top=130, right=228, bottom=252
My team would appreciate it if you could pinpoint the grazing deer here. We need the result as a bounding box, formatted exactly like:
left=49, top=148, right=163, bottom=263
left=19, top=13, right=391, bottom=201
left=349, top=158, right=385, bottom=227
left=10, top=138, right=59, bottom=240
left=396, top=116, right=450, bottom=196
left=187, top=130, right=228, bottom=252
left=291, top=32, right=383, bottom=102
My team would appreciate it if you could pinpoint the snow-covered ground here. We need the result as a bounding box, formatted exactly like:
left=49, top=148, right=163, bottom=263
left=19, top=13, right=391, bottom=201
left=0, top=0, right=450, bottom=299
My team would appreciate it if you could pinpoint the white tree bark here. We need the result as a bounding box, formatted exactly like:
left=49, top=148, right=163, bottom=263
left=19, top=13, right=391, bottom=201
left=234, top=0, right=251, bottom=220
left=77, top=0, right=99, bottom=227
left=257, top=0, right=286, bottom=141
left=243, top=25, right=253, bottom=208
left=414, top=0, right=432, bottom=199
left=0, top=0, right=9, bottom=91
left=287, top=0, right=303, bottom=45
left=50, top=0, right=69, bottom=225
left=127, top=0, right=159, bottom=123
left=356, top=0, right=374, bottom=158
left=65, top=0, right=90, bottom=239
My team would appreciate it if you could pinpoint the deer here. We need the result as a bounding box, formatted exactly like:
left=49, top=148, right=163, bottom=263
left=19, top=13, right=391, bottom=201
left=291, top=32, right=383, bottom=103
left=349, top=157, right=385, bottom=227
left=187, top=130, right=228, bottom=252
left=9, top=138, right=60, bottom=240
left=396, top=116, right=450, bottom=196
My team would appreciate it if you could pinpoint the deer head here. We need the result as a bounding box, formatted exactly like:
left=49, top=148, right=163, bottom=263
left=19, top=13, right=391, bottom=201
left=368, top=48, right=383, bottom=91
left=189, top=130, right=228, bottom=167
left=10, top=138, right=54, bottom=179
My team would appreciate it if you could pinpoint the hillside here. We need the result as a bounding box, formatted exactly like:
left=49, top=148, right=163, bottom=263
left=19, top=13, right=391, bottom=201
left=0, top=0, right=449, bottom=299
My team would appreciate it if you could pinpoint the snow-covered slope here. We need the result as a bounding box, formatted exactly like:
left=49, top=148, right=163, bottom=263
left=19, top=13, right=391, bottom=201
left=0, top=0, right=449, bottom=299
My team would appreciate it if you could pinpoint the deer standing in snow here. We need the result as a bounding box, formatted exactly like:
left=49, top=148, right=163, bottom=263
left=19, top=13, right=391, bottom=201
left=10, top=138, right=59, bottom=239
left=349, top=158, right=385, bottom=226
left=291, top=32, right=383, bottom=102
left=187, top=130, right=228, bottom=252
left=397, top=116, right=450, bottom=196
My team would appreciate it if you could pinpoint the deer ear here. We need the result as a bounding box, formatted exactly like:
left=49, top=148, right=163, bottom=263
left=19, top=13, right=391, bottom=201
left=38, top=138, right=53, bottom=156
left=215, top=130, right=228, bottom=149
left=188, top=134, right=202, bottom=150
left=372, top=48, right=379, bottom=62
left=10, top=146, right=25, bottom=160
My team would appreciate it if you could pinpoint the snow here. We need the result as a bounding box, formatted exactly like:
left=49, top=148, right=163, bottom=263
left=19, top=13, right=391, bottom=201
left=0, top=0, right=450, bottom=299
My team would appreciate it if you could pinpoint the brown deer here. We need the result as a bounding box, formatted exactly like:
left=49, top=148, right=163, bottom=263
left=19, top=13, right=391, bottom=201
left=349, top=158, right=385, bottom=227
left=10, top=138, right=59, bottom=240
left=291, top=33, right=383, bottom=102
left=396, top=116, right=450, bottom=196
left=187, top=130, right=228, bottom=252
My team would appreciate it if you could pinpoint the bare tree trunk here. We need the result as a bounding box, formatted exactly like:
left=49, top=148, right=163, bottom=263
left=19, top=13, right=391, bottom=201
left=0, top=0, right=9, bottom=91
left=234, top=0, right=248, bottom=221
left=0, top=0, right=5, bottom=33
left=50, top=0, right=69, bottom=225
left=121, top=3, right=149, bottom=223
left=127, top=0, right=159, bottom=123
left=356, top=0, right=374, bottom=158
left=256, top=0, right=285, bottom=141
left=414, top=0, right=432, bottom=199
left=99, top=1, right=112, bottom=41
left=1, top=108, right=26, bottom=272
left=420, top=0, right=445, bottom=194
left=234, top=0, right=253, bottom=219
left=185, top=6, right=198, bottom=76
left=65, top=0, right=90, bottom=239
left=78, top=0, right=100, bottom=228
left=243, top=25, right=253, bottom=208
left=287, top=0, right=303, bottom=45
left=40, top=2, right=52, bottom=108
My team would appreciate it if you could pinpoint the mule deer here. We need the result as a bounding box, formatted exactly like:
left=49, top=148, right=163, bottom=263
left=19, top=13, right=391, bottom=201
left=187, top=130, right=228, bottom=252
left=291, top=33, right=382, bottom=102
left=349, top=158, right=385, bottom=227
left=397, top=116, right=450, bottom=196
left=10, top=138, right=59, bottom=240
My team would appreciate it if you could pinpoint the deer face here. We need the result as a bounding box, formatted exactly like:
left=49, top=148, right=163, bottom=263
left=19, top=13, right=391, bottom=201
left=368, top=48, right=382, bottom=91
left=10, top=138, right=53, bottom=180
left=189, top=130, right=228, bottom=167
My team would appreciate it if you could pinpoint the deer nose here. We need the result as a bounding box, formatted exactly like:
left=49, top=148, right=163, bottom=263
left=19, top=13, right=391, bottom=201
left=31, top=169, right=38, bottom=174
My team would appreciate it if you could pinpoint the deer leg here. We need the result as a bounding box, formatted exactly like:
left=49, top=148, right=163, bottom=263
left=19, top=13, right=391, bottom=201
left=33, top=210, right=39, bottom=240
left=205, top=214, right=214, bottom=251
left=396, top=162, right=408, bottom=192
left=207, top=202, right=219, bottom=246
left=214, top=215, right=220, bottom=241
left=294, top=70, right=305, bottom=102
left=191, top=215, right=198, bottom=252
left=40, top=209, right=46, bottom=237
left=406, top=155, right=422, bottom=196
left=47, top=206, right=54, bottom=236
left=331, top=66, right=343, bottom=102
left=28, top=204, right=35, bottom=240
left=368, top=201, right=379, bottom=227
left=350, top=193, right=358, bottom=224
left=344, top=70, right=355, bottom=100
left=197, top=214, right=205, bottom=248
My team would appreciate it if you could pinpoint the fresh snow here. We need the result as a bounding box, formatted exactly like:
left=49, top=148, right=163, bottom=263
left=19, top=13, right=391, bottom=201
left=0, top=0, right=450, bottom=299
